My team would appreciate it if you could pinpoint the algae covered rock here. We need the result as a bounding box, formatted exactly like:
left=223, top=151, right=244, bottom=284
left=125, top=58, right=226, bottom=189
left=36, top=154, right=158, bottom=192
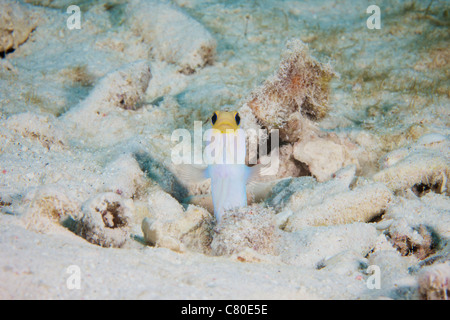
left=417, top=262, right=450, bottom=300
left=237, top=39, right=353, bottom=181
left=386, top=220, right=437, bottom=261
left=244, top=39, right=335, bottom=141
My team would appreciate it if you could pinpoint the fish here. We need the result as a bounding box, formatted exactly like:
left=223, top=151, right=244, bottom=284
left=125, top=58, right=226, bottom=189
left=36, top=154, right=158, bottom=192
left=177, top=111, right=264, bottom=223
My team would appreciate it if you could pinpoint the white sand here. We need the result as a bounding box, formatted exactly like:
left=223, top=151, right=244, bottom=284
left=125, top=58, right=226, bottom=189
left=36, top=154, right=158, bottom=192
left=0, top=0, right=449, bottom=300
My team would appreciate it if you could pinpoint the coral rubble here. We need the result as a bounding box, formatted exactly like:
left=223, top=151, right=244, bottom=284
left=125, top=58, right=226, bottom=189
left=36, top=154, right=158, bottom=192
left=76, top=192, right=133, bottom=248
left=237, top=39, right=364, bottom=182
left=0, top=0, right=37, bottom=54
left=244, top=39, right=334, bottom=139
left=374, top=134, right=449, bottom=195
left=127, top=0, right=216, bottom=74
left=142, top=202, right=213, bottom=253
left=418, top=262, right=450, bottom=300
left=0, top=0, right=449, bottom=301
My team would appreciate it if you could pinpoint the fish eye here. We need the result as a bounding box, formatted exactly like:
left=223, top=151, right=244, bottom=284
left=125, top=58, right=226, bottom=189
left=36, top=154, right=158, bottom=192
left=235, top=112, right=240, bottom=125
left=211, top=112, right=217, bottom=125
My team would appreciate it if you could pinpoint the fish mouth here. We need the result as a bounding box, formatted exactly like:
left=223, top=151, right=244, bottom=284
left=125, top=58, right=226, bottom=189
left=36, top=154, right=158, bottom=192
left=214, top=122, right=238, bottom=133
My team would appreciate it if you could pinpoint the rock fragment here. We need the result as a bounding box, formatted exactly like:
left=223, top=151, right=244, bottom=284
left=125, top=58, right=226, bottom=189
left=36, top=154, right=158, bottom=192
left=101, top=154, right=147, bottom=199
left=61, top=60, right=151, bottom=146
left=292, top=132, right=358, bottom=182
left=142, top=204, right=213, bottom=253
left=245, top=39, right=335, bottom=139
left=267, top=166, right=393, bottom=231
left=284, top=182, right=393, bottom=231
left=21, top=185, right=81, bottom=232
left=127, top=0, right=216, bottom=73
left=418, top=262, right=450, bottom=300
left=76, top=193, right=133, bottom=248
left=373, top=133, right=449, bottom=195
left=0, top=0, right=37, bottom=54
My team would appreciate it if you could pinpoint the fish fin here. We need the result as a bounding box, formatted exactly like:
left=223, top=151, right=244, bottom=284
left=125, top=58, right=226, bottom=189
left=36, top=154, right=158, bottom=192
left=175, top=164, right=209, bottom=185
left=246, top=162, right=276, bottom=185
left=246, top=164, right=266, bottom=187
left=246, top=146, right=280, bottom=185
left=247, top=178, right=291, bottom=203
left=246, top=173, right=272, bottom=206
left=246, top=165, right=262, bottom=185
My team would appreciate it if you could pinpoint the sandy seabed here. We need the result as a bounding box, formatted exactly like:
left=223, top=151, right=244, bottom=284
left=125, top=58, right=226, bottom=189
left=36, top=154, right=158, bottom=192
left=0, top=0, right=449, bottom=300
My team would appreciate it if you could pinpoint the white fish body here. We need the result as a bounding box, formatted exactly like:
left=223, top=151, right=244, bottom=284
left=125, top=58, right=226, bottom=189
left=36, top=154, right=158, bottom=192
left=177, top=111, right=258, bottom=223
left=204, top=124, right=251, bottom=223
left=208, top=163, right=249, bottom=222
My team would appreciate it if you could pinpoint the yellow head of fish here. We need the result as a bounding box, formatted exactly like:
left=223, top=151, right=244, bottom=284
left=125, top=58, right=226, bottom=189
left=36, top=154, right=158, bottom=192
left=210, top=111, right=241, bottom=134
